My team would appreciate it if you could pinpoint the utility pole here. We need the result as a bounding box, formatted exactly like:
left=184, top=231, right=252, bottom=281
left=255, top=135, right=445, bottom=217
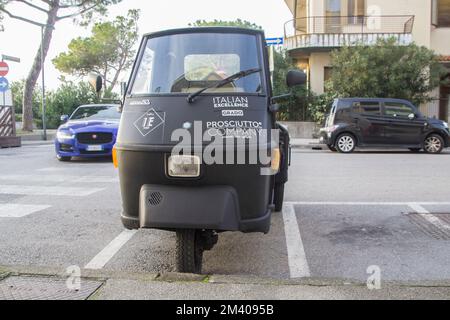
left=40, top=26, right=47, bottom=141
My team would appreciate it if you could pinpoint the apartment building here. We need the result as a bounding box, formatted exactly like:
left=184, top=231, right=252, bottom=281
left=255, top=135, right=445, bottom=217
left=283, top=0, right=450, bottom=120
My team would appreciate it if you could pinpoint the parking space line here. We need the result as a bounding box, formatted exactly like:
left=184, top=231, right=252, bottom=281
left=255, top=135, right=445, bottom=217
left=0, top=204, right=52, bottom=218
left=84, top=230, right=137, bottom=270
left=282, top=203, right=311, bottom=279
left=408, top=203, right=450, bottom=232
left=291, top=201, right=450, bottom=206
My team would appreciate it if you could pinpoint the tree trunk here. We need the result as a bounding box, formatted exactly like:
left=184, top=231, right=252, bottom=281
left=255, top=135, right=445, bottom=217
left=21, top=4, right=59, bottom=132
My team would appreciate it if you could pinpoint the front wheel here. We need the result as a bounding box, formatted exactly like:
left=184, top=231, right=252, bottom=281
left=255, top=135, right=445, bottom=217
left=176, top=230, right=218, bottom=274
left=424, top=134, right=444, bottom=154
left=57, top=155, right=71, bottom=162
left=336, top=134, right=356, bottom=154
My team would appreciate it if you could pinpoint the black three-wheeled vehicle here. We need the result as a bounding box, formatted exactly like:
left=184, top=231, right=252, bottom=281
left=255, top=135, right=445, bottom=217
left=93, top=27, right=305, bottom=273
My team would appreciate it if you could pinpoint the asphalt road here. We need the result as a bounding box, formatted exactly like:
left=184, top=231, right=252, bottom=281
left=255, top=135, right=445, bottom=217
left=0, top=144, right=449, bottom=299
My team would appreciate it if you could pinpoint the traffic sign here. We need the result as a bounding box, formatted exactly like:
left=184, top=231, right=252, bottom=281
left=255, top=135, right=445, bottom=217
left=266, top=37, right=284, bottom=46
left=0, top=77, right=9, bottom=93
left=0, top=62, right=9, bottom=77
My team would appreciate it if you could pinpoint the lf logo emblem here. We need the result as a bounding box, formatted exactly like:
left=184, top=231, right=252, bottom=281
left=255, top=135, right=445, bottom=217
left=134, top=108, right=166, bottom=137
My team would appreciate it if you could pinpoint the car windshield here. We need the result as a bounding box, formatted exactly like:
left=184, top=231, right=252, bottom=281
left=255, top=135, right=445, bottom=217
left=131, top=32, right=263, bottom=95
left=70, top=106, right=121, bottom=121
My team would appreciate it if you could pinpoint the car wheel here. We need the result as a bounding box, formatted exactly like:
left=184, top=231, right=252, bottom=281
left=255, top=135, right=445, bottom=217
left=57, top=155, right=71, bottom=162
left=327, top=144, right=337, bottom=152
left=176, top=229, right=204, bottom=274
left=424, top=134, right=444, bottom=154
left=336, top=134, right=356, bottom=154
left=409, top=148, right=421, bottom=153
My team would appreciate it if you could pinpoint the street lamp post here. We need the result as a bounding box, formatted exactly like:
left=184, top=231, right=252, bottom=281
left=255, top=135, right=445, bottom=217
left=40, top=25, right=47, bottom=141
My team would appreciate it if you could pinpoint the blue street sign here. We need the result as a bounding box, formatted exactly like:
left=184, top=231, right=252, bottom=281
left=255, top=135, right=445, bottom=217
left=266, top=37, right=284, bottom=46
left=0, top=77, right=9, bottom=93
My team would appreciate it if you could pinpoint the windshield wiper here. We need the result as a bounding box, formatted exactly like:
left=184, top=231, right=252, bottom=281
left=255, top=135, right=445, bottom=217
left=187, top=68, right=262, bottom=103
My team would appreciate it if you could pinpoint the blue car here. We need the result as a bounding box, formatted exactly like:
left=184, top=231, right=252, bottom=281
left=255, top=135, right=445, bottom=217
left=55, top=104, right=121, bottom=161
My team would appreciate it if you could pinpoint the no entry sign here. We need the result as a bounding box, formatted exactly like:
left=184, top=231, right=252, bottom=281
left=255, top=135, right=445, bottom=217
left=0, top=62, right=9, bottom=77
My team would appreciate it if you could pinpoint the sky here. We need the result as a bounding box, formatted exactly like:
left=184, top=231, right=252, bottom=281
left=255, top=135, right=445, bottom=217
left=0, top=0, right=292, bottom=90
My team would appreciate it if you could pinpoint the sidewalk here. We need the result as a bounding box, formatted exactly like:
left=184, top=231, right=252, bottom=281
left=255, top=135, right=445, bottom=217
left=17, top=129, right=56, bottom=142
left=14, top=130, right=55, bottom=146
left=0, top=266, right=449, bottom=300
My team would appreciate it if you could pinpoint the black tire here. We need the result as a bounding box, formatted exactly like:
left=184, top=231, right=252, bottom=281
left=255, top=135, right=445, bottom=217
left=176, top=229, right=204, bottom=274
left=327, top=145, right=337, bottom=152
left=335, top=133, right=356, bottom=154
left=424, top=134, right=444, bottom=154
left=57, top=155, right=71, bottom=162
left=409, top=148, right=421, bottom=153
left=274, top=183, right=285, bottom=212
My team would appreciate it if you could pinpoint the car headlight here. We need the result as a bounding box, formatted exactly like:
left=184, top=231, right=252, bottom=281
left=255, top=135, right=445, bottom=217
left=57, top=131, right=75, bottom=140
left=444, top=122, right=449, bottom=129
left=168, top=155, right=201, bottom=178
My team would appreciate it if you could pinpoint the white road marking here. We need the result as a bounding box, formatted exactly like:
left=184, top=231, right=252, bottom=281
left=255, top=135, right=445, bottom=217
left=0, top=185, right=104, bottom=196
left=0, top=174, right=118, bottom=183
left=84, top=230, right=137, bottom=270
left=282, top=203, right=311, bottom=278
left=38, top=166, right=111, bottom=172
left=291, top=201, right=450, bottom=206
left=0, top=204, right=51, bottom=218
left=408, top=203, right=450, bottom=231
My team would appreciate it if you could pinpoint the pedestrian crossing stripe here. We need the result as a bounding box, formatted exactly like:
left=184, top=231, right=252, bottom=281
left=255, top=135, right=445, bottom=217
left=0, top=185, right=104, bottom=197
left=0, top=175, right=119, bottom=183
left=0, top=204, right=51, bottom=218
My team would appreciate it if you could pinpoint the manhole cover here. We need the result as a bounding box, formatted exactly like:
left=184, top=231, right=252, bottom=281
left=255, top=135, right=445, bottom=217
left=408, top=213, right=450, bottom=240
left=0, top=276, right=103, bottom=300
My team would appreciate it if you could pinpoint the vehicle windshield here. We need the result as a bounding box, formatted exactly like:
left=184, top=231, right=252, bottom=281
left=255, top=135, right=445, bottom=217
left=70, top=106, right=121, bottom=121
left=131, top=32, right=263, bottom=95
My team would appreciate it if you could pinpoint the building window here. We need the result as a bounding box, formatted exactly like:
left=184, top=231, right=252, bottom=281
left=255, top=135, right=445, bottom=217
left=326, top=0, right=342, bottom=16
left=326, top=0, right=342, bottom=33
left=433, top=0, right=450, bottom=27
left=348, top=0, right=365, bottom=24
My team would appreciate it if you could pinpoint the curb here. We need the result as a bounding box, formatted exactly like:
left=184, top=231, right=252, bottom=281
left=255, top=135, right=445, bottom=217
left=21, top=141, right=54, bottom=146
left=1, top=266, right=449, bottom=289
left=291, top=144, right=325, bottom=150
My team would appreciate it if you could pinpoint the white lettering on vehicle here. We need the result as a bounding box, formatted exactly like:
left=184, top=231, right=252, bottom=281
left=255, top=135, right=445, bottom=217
left=213, top=96, right=249, bottom=108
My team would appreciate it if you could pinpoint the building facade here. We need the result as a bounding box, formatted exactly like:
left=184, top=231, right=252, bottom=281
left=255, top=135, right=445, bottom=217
left=283, top=0, right=450, bottom=121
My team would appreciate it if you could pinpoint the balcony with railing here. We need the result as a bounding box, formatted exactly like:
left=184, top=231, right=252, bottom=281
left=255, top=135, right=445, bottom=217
left=284, top=15, right=415, bottom=52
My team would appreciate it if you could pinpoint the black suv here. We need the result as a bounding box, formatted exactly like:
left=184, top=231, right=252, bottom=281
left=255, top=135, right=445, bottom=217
left=320, top=98, right=449, bottom=154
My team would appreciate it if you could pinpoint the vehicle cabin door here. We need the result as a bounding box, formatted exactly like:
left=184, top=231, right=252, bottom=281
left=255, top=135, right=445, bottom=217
left=382, top=101, right=425, bottom=145
left=350, top=101, right=385, bottom=145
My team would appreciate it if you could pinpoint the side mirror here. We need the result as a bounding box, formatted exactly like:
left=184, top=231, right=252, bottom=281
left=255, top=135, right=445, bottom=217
left=271, top=70, right=307, bottom=105
left=286, top=70, right=307, bottom=88
left=408, top=113, right=416, bottom=120
left=88, top=73, right=103, bottom=93
left=60, top=115, right=69, bottom=123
